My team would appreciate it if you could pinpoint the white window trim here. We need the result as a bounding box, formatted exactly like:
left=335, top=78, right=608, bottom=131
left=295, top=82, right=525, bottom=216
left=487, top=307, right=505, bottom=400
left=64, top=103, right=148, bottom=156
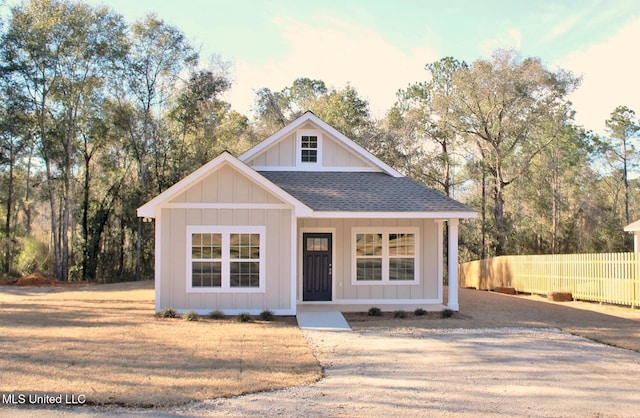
left=296, top=129, right=322, bottom=168
left=186, top=225, right=266, bottom=293
left=351, top=227, right=420, bottom=285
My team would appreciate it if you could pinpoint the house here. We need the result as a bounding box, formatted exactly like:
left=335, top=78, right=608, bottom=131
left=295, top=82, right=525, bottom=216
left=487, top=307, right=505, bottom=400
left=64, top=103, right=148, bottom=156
left=137, top=112, right=477, bottom=315
left=624, top=219, right=640, bottom=252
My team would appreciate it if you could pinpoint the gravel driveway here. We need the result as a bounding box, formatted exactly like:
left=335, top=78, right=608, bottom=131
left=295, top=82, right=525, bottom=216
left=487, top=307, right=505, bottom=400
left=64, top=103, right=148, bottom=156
left=173, top=327, right=640, bottom=417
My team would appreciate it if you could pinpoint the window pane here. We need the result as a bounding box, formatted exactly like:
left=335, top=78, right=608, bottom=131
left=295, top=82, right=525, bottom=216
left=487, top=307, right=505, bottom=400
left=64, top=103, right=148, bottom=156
left=307, top=237, right=329, bottom=251
left=230, top=262, right=260, bottom=287
left=301, top=149, right=317, bottom=162
left=356, top=258, right=382, bottom=281
left=192, top=233, right=221, bottom=260
left=389, top=258, right=415, bottom=281
left=192, top=233, right=203, bottom=246
left=202, top=233, right=212, bottom=246
left=301, top=135, right=318, bottom=149
left=192, top=261, right=221, bottom=287
left=356, top=233, right=383, bottom=256
left=230, top=233, right=260, bottom=259
left=389, top=233, right=415, bottom=256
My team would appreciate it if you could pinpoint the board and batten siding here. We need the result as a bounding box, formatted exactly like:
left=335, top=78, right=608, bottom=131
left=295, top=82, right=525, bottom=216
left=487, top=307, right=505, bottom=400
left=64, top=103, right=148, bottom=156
left=168, top=164, right=283, bottom=204
left=298, top=218, right=441, bottom=302
left=321, top=132, right=371, bottom=168
left=245, top=121, right=378, bottom=170
left=245, top=132, right=296, bottom=167
left=158, top=164, right=294, bottom=314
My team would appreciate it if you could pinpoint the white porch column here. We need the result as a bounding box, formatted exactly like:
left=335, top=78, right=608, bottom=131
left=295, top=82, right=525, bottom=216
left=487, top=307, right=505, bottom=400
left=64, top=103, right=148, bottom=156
left=447, top=219, right=460, bottom=311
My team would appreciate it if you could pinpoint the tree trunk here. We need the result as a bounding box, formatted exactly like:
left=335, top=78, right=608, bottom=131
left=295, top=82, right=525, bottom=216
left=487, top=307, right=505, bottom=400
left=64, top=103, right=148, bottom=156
left=493, top=181, right=506, bottom=256
left=481, top=166, right=487, bottom=260
left=3, top=145, right=15, bottom=273
left=44, top=156, right=62, bottom=279
left=82, top=152, right=91, bottom=280
left=23, top=147, right=33, bottom=235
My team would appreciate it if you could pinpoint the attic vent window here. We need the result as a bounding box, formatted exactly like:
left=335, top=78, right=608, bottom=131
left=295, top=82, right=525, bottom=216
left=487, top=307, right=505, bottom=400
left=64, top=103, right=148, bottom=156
left=301, top=135, right=318, bottom=163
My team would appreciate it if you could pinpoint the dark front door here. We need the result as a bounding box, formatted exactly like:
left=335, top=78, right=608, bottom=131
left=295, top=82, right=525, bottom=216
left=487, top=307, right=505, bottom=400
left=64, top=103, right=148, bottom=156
left=303, top=233, right=332, bottom=301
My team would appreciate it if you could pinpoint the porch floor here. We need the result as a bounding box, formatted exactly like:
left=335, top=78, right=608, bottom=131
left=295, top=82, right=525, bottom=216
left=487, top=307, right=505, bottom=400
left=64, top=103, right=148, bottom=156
left=297, top=303, right=448, bottom=313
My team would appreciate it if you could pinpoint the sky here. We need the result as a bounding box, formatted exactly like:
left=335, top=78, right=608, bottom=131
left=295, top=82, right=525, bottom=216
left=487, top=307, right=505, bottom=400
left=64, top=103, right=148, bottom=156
left=6, top=0, right=640, bottom=134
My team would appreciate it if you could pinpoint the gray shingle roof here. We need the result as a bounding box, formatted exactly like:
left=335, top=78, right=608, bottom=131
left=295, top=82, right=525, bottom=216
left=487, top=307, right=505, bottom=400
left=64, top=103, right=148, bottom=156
left=259, top=171, right=475, bottom=213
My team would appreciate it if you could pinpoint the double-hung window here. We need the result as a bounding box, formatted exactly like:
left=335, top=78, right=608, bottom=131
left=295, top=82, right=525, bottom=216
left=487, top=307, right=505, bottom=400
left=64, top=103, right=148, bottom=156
left=301, top=135, right=318, bottom=162
left=298, top=130, right=321, bottom=166
left=353, top=227, right=418, bottom=284
left=187, top=226, right=265, bottom=292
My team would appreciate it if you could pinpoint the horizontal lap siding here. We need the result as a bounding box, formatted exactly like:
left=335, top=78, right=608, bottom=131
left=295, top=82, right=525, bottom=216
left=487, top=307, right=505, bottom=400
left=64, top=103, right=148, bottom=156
left=299, top=218, right=440, bottom=301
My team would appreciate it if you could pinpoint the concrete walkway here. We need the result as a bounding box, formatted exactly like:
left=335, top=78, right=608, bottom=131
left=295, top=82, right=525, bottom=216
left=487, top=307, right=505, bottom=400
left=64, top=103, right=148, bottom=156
left=296, top=311, right=351, bottom=331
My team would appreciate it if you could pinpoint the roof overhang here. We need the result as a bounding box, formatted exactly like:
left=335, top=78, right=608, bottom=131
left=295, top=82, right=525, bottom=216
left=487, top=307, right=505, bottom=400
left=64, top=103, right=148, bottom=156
left=137, top=152, right=313, bottom=218
left=624, top=219, right=640, bottom=232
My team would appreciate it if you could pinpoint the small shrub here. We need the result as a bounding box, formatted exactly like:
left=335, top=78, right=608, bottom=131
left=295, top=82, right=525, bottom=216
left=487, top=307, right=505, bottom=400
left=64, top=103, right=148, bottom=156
left=237, top=312, right=253, bottom=322
left=208, top=310, right=225, bottom=319
left=259, top=310, right=274, bottom=321
left=440, top=308, right=454, bottom=319
left=368, top=307, right=383, bottom=317
left=183, top=311, right=199, bottom=321
left=160, top=308, right=177, bottom=318
left=414, top=308, right=427, bottom=316
left=393, top=310, right=407, bottom=319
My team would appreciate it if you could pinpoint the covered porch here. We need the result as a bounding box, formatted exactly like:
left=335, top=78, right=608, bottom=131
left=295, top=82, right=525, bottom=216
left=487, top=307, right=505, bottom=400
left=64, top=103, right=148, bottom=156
left=295, top=218, right=462, bottom=312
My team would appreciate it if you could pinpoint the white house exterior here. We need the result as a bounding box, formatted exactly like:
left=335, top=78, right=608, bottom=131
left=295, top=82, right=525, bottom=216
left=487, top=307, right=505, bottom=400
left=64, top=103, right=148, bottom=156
left=624, top=219, right=640, bottom=252
left=138, top=112, right=477, bottom=315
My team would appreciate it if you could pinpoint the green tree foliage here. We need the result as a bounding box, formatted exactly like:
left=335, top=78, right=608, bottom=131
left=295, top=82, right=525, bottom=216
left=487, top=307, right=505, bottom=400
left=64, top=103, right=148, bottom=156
left=253, top=78, right=372, bottom=143
left=2, top=0, right=128, bottom=280
left=383, top=50, right=638, bottom=259
left=602, top=106, right=640, bottom=227
left=0, top=0, right=238, bottom=281
left=387, top=57, right=468, bottom=194
left=440, top=50, right=580, bottom=256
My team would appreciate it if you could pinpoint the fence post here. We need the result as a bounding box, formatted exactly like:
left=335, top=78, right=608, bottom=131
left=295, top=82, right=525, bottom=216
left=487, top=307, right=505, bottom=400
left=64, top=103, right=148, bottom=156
left=634, top=252, right=639, bottom=309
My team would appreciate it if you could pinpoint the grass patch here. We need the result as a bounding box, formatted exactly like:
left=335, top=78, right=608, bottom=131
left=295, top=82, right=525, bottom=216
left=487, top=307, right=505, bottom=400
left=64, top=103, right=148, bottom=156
left=0, top=281, right=321, bottom=407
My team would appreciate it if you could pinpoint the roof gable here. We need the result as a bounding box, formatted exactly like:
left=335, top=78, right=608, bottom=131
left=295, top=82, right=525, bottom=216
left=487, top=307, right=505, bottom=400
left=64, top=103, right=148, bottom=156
left=239, top=112, right=402, bottom=177
left=137, top=152, right=312, bottom=218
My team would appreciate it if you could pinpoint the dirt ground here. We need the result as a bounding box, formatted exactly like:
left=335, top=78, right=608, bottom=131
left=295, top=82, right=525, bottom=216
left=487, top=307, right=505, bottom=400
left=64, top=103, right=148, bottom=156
left=0, top=280, right=320, bottom=409
left=2, top=285, right=640, bottom=417
left=347, top=288, right=640, bottom=352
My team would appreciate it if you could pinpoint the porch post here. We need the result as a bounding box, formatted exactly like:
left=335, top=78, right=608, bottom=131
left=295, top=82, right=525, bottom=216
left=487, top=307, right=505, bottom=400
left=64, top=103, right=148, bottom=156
left=447, top=219, right=460, bottom=311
